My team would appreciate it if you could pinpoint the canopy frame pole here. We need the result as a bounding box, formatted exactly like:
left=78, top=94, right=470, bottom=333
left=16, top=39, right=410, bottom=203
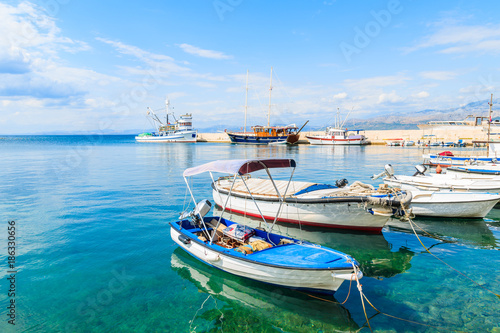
left=261, top=161, right=296, bottom=234
left=240, top=175, right=272, bottom=230
left=210, top=173, right=225, bottom=210
left=183, top=176, right=211, bottom=240
left=209, top=172, right=238, bottom=245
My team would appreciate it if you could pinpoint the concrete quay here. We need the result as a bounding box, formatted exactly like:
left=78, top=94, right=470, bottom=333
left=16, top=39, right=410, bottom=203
left=197, top=127, right=497, bottom=145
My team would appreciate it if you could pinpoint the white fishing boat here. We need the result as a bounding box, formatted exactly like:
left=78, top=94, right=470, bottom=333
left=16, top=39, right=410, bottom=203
left=409, top=190, right=500, bottom=218
left=446, top=164, right=500, bottom=179
left=373, top=164, right=500, bottom=216
left=170, top=159, right=363, bottom=294
left=306, top=107, right=368, bottom=145
left=374, top=164, right=500, bottom=193
left=212, top=174, right=411, bottom=232
left=135, top=99, right=197, bottom=143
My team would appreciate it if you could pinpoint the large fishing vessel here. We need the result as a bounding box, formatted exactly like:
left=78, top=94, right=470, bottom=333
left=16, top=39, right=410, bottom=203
left=135, top=99, right=197, bottom=143
left=226, top=69, right=305, bottom=145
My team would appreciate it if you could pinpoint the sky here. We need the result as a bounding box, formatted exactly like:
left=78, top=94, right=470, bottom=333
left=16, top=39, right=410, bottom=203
left=1, top=0, right=500, bottom=134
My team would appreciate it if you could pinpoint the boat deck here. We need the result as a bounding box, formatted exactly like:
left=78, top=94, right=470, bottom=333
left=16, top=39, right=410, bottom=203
left=216, top=177, right=316, bottom=198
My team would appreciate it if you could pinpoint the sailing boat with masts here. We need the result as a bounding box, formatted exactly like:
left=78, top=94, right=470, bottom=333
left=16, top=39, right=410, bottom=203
left=226, top=68, right=306, bottom=145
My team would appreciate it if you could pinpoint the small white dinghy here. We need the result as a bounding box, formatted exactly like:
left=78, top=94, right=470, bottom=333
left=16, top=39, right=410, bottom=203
left=375, top=164, right=500, bottom=193
left=170, top=159, right=363, bottom=294
left=410, top=190, right=500, bottom=218
left=373, top=165, right=500, bottom=217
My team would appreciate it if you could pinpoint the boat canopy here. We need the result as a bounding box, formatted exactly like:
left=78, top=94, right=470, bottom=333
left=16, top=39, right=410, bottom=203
left=183, top=159, right=296, bottom=177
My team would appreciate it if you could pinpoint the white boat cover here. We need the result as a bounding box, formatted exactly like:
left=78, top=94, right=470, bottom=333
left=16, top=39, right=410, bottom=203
left=217, top=178, right=315, bottom=197
left=183, top=159, right=296, bottom=177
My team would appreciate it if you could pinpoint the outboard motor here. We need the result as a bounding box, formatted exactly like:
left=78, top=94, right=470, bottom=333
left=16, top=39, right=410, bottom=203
left=335, top=178, right=349, bottom=188
left=371, top=164, right=395, bottom=180
left=384, top=164, right=394, bottom=177
left=413, top=164, right=427, bottom=176
left=180, top=199, right=212, bottom=223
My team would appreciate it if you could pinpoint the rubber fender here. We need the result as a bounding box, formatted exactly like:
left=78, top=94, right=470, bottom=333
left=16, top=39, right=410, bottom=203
left=178, top=234, right=191, bottom=245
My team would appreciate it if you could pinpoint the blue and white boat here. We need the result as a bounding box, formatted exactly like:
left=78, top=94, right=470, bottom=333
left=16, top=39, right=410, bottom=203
left=170, top=159, right=363, bottom=294
left=135, top=99, right=197, bottom=143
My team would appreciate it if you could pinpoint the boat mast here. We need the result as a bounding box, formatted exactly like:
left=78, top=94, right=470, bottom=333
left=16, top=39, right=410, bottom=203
left=268, top=67, right=273, bottom=127
left=244, top=70, right=249, bottom=133
left=487, top=93, right=493, bottom=157
left=165, top=98, right=170, bottom=124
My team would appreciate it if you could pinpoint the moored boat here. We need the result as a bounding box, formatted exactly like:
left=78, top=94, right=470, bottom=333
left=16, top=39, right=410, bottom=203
left=171, top=158, right=363, bottom=294
left=226, top=68, right=305, bottom=145
left=384, top=138, right=404, bottom=146
left=212, top=174, right=411, bottom=232
left=373, top=164, right=500, bottom=215
left=306, top=128, right=368, bottom=145
left=306, top=107, right=368, bottom=145
left=375, top=164, right=500, bottom=193
left=135, top=99, right=197, bottom=143
left=409, top=190, right=500, bottom=218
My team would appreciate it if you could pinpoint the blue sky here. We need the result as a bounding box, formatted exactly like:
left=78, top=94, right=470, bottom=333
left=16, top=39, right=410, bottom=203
left=1, top=0, right=500, bottom=134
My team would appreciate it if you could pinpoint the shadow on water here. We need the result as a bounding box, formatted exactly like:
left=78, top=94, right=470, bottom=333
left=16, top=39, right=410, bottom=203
left=386, top=216, right=499, bottom=250
left=213, top=207, right=415, bottom=279
left=171, top=248, right=360, bottom=333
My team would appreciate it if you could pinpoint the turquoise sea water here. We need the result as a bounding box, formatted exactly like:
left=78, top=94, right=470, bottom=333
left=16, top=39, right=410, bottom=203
left=0, top=135, right=499, bottom=332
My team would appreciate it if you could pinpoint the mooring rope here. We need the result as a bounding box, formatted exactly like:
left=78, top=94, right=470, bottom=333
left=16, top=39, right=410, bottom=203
left=390, top=188, right=500, bottom=299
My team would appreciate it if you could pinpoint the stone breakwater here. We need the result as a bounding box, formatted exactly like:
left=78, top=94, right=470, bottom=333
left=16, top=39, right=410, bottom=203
left=197, top=127, right=499, bottom=145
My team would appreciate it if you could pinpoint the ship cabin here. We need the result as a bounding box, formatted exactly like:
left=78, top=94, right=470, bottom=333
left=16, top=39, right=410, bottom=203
left=252, top=125, right=298, bottom=137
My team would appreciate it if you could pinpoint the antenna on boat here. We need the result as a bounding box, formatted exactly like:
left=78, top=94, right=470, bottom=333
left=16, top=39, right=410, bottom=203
left=146, top=107, right=164, bottom=125
left=487, top=93, right=493, bottom=157
left=340, top=106, right=355, bottom=129
left=244, top=70, right=249, bottom=133
left=268, top=67, right=273, bottom=127
left=165, top=97, right=170, bottom=124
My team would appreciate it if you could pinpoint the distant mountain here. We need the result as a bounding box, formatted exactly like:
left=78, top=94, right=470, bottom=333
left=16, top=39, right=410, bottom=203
left=345, top=98, right=499, bottom=131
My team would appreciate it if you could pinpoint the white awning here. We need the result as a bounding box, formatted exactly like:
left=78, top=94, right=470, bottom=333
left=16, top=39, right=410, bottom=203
left=183, top=159, right=296, bottom=177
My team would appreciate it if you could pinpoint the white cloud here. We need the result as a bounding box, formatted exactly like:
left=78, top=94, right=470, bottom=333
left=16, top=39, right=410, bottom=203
left=344, top=74, right=410, bottom=89
left=378, top=91, right=404, bottom=104
left=178, top=43, right=233, bottom=60
left=405, top=20, right=500, bottom=55
left=415, top=91, right=429, bottom=98
left=420, top=71, right=458, bottom=80
left=333, top=92, right=347, bottom=99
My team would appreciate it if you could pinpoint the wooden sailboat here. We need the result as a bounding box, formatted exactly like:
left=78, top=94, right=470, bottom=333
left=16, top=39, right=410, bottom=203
left=226, top=68, right=306, bottom=145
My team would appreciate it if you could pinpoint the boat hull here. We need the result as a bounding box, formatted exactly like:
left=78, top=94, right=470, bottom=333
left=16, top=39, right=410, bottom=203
left=445, top=166, right=500, bottom=179
left=227, top=132, right=289, bottom=145
left=424, top=154, right=497, bottom=166
left=170, top=222, right=361, bottom=293
left=135, top=130, right=197, bottom=143
left=213, top=189, right=394, bottom=232
left=410, top=191, right=500, bottom=218
left=306, top=136, right=368, bottom=145
left=384, top=176, right=500, bottom=193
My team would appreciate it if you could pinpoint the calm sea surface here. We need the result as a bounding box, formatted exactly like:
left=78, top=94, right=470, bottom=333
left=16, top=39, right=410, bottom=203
left=0, top=135, right=499, bottom=332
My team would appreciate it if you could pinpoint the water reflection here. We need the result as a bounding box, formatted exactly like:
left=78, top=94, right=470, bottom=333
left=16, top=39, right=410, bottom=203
left=213, top=207, right=414, bottom=279
left=171, top=249, right=359, bottom=332
left=386, top=217, right=498, bottom=250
